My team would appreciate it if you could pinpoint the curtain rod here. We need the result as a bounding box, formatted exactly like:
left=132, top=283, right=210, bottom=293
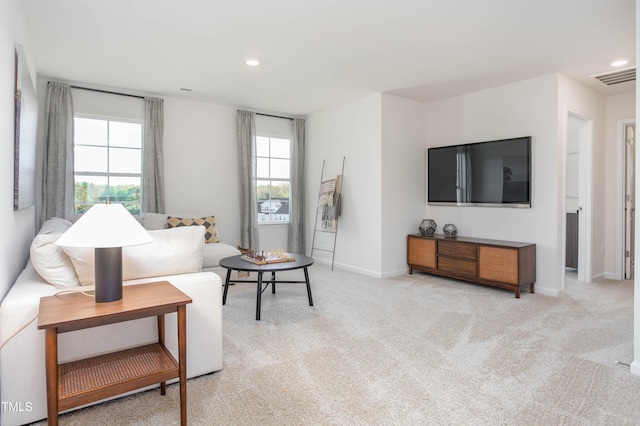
left=256, top=112, right=294, bottom=121
left=70, top=85, right=145, bottom=100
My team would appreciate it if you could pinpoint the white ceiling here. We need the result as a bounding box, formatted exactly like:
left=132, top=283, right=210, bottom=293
left=22, top=0, right=636, bottom=116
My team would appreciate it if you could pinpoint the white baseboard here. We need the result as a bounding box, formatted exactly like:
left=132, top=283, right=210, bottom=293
left=311, top=257, right=382, bottom=278
left=534, top=286, right=563, bottom=297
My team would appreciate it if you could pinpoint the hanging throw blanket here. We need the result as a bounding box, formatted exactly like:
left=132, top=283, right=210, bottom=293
left=319, top=177, right=341, bottom=230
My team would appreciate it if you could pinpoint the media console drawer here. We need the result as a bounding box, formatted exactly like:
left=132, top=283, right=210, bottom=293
left=437, top=240, right=476, bottom=260
left=407, top=234, right=536, bottom=298
left=437, top=256, right=476, bottom=277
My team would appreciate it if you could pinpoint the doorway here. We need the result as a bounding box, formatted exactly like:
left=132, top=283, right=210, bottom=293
left=565, top=113, right=593, bottom=284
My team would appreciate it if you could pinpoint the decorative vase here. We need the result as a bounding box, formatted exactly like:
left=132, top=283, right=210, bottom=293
left=443, top=224, right=457, bottom=238
left=419, top=219, right=437, bottom=236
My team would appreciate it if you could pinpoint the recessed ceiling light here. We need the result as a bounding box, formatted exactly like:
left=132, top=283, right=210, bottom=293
left=611, top=59, right=629, bottom=67
left=245, top=58, right=260, bottom=67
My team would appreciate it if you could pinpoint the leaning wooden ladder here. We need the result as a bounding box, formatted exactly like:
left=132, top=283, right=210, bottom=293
left=311, top=158, right=345, bottom=271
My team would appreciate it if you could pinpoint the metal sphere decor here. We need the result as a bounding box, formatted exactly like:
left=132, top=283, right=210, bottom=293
left=419, top=219, right=437, bottom=236
left=443, top=224, right=458, bottom=238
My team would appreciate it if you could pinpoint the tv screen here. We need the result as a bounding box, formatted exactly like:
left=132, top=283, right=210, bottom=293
left=428, top=136, right=531, bottom=207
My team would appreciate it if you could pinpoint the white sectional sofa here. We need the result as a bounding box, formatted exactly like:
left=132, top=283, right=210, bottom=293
left=0, top=216, right=231, bottom=426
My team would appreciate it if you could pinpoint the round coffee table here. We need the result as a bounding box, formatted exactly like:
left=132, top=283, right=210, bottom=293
left=219, top=254, right=314, bottom=320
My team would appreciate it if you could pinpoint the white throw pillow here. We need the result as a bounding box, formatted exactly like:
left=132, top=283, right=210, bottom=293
left=30, top=217, right=81, bottom=288
left=63, top=226, right=205, bottom=286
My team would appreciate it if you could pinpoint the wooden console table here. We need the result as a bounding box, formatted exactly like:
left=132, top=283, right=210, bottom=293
left=407, top=234, right=536, bottom=298
left=37, top=281, right=191, bottom=425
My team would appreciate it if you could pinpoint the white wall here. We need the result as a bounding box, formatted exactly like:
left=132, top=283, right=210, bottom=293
left=0, top=0, right=35, bottom=301
left=424, top=74, right=561, bottom=296
left=162, top=97, right=241, bottom=246
left=604, top=92, right=635, bottom=279
left=72, top=88, right=145, bottom=120
left=381, top=94, right=427, bottom=276
left=306, top=94, right=383, bottom=275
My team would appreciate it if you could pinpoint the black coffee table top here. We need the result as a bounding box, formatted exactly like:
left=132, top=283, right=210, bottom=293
left=219, top=254, right=314, bottom=273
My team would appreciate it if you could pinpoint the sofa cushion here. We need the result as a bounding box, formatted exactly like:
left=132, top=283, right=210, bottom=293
left=167, top=216, right=220, bottom=243
left=29, top=218, right=81, bottom=288
left=63, top=226, right=205, bottom=286
left=203, top=241, right=242, bottom=268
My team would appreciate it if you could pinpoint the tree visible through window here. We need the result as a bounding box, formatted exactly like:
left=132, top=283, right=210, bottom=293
left=255, top=136, right=290, bottom=223
left=73, top=116, right=143, bottom=215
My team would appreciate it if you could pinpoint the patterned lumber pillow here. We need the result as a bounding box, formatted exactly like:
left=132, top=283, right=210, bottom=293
left=166, top=216, right=220, bottom=243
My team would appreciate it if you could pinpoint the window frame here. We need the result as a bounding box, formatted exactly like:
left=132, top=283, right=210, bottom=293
left=254, top=133, right=291, bottom=225
left=72, top=113, right=144, bottom=214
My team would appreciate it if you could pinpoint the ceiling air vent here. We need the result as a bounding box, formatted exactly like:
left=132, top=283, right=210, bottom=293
left=591, top=67, right=636, bottom=86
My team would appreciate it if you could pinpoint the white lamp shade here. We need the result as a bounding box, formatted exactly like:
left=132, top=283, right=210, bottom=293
left=55, top=204, right=153, bottom=248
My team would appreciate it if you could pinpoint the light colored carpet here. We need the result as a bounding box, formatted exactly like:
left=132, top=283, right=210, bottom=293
left=34, top=266, right=640, bottom=425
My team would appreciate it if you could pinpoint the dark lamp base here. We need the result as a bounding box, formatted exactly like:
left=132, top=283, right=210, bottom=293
left=94, top=247, right=123, bottom=303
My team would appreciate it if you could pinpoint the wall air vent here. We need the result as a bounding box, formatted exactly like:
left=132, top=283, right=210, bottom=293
left=591, top=67, right=636, bottom=86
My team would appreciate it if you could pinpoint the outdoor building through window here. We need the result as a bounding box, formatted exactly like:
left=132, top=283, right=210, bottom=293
left=255, top=135, right=290, bottom=223
left=73, top=116, right=143, bottom=215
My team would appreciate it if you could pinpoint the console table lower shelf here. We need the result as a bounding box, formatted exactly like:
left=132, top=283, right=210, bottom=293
left=57, top=344, right=178, bottom=411
left=37, top=281, right=191, bottom=426
left=407, top=234, right=536, bottom=298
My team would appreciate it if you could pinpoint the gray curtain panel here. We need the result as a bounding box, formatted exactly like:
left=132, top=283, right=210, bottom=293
left=237, top=110, right=260, bottom=250
left=142, top=97, right=165, bottom=214
left=40, top=81, right=74, bottom=225
left=288, top=118, right=306, bottom=254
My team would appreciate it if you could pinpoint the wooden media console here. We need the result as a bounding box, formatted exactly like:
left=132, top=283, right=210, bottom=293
left=407, top=234, right=536, bottom=298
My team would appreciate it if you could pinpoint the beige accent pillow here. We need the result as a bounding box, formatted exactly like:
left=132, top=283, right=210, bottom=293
left=63, top=226, right=205, bottom=286
left=166, top=216, right=220, bottom=243
left=29, top=218, right=81, bottom=288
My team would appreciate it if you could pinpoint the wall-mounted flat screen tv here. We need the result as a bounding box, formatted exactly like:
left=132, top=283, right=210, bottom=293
left=428, top=136, right=531, bottom=208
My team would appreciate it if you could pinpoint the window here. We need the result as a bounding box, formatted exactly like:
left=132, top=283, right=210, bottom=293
left=255, top=136, right=290, bottom=223
left=73, top=116, right=143, bottom=215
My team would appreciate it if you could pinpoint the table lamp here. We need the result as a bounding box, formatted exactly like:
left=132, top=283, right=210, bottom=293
left=55, top=203, right=153, bottom=302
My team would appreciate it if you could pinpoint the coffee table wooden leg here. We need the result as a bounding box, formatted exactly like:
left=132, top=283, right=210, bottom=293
left=256, top=272, right=263, bottom=320
left=304, top=267, right=313, bottom=306
left=178, top=305, right=187, bottom=426
left=45, top=328, right=58, bottom=426
left=223, top=269, right=231, bottom=304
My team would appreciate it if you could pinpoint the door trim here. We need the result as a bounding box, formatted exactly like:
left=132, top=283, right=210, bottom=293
left=616, top=118, right=636, bottom=280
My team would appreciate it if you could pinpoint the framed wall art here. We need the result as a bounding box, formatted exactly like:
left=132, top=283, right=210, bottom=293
left=14, top=44, right=37, bottom=210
